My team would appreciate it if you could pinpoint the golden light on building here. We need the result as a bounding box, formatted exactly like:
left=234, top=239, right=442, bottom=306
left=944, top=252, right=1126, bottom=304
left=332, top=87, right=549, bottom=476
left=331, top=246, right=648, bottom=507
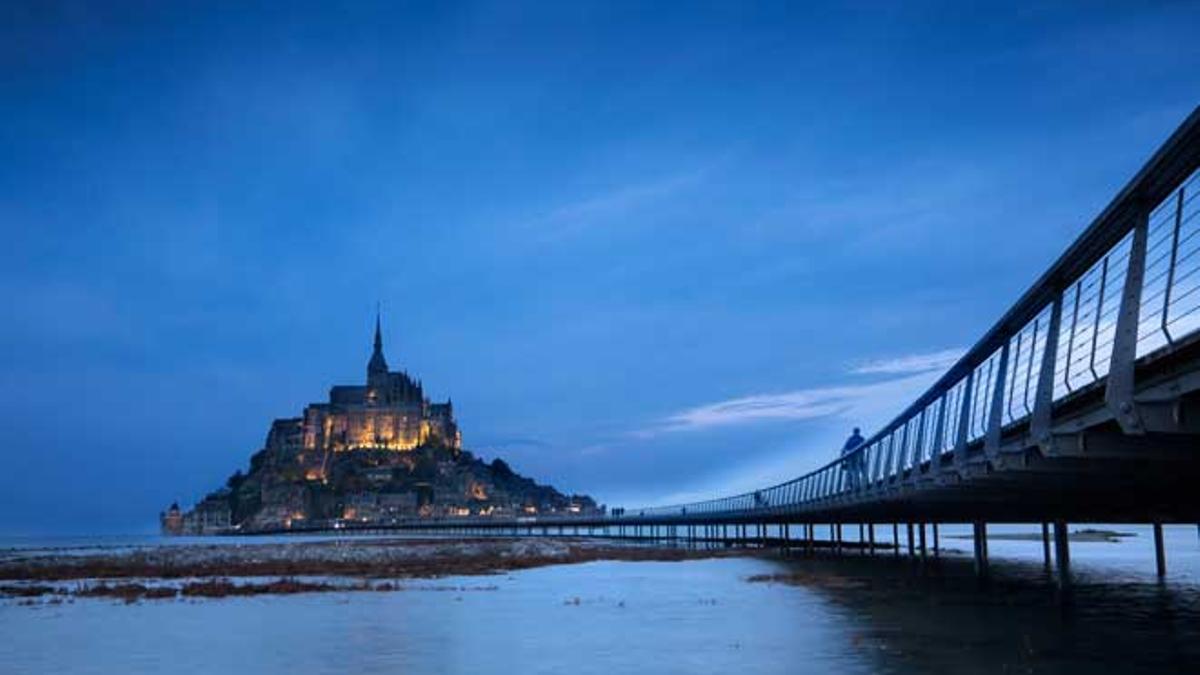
left=253, top=315, right=462, bottom=514
left=469, top=482, right=488, bottom=500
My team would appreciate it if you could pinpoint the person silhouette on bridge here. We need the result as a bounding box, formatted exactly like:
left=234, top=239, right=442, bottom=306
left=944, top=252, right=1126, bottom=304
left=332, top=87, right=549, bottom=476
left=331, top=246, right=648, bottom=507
left=841, top=427, right=867, bottom=490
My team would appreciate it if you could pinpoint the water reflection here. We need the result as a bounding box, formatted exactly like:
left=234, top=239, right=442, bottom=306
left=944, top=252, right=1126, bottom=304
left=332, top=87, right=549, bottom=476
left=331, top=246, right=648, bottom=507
left=2, top=535, right=1199, bottom=674
left=767, top=551, right=1200, bottom=674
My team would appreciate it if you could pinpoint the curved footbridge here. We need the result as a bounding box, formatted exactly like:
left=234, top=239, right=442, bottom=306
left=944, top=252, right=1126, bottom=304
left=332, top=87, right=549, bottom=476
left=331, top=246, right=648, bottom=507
left=274, top=108, right=1200, bottom=583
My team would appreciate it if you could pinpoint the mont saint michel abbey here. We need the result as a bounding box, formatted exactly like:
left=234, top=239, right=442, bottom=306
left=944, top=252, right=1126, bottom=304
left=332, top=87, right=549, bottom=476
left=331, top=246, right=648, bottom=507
left=280, top=315, right=462, bottom=481
left=162, top=315, right=596, bottom=534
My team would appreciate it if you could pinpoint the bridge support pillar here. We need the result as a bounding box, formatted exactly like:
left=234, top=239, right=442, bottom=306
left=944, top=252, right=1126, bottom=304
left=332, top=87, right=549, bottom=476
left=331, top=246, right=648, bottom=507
left=1153, top=523, right=1167, bottom=578
left=972, top=521, right=989, bottom=579
left=919, top=523, right=927, bottom=561
left=932, top=523, right=940, bottom=557
left=892, top=523, right=899, bottom=557
left=906, top=523, right=915, bottom=557
left=868, top=523, right=875, bottom=554
left=1041, top=523, right=1051, bottom=569
left=834, top=524, right=842, bottom=554
left=1053, top=520, right=1071, bottom=587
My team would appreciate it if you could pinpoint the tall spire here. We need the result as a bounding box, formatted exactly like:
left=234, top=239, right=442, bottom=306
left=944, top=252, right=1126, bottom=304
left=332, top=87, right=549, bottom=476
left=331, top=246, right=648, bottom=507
left=368, top=305, right=388, bottom=377
left=373, top=304, right=383, bottom=353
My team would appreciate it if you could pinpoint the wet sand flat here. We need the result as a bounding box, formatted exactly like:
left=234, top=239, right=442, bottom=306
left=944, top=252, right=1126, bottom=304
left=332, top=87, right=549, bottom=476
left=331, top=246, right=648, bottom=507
left=0, top=538, right=741, bottom=599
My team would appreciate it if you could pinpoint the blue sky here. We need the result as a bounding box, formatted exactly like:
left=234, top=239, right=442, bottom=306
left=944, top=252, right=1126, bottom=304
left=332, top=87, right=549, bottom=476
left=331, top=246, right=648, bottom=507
left=2, top=1, right=1199, bottom=534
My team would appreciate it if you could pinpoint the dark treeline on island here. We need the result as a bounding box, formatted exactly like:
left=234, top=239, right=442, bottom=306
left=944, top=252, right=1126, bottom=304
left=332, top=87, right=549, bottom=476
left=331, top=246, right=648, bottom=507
left=162, top=317, right=600, bottom=535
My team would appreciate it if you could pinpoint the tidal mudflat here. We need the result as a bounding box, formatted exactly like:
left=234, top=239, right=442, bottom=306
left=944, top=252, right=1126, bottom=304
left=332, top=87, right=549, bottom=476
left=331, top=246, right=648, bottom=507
left=0, top=537, right=738, bottom=601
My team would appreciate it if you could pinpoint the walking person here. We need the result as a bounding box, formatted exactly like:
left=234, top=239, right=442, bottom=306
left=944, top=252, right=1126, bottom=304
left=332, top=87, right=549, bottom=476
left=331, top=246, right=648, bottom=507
left=841, top=427, right=866, bottom=490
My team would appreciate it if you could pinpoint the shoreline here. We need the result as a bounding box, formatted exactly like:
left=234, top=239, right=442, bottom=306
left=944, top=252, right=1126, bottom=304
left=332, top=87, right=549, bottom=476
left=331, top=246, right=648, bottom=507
left=0, top=538, right=745, bottom=601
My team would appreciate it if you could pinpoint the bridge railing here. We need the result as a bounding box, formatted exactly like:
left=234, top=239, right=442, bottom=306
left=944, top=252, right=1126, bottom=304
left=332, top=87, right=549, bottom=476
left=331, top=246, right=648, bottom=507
left=620, top=108, right=1200, bottom=522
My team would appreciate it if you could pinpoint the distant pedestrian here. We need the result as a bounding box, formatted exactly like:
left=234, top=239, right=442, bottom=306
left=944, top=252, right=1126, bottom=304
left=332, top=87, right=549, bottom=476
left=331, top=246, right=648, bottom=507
left=753, top=490, right=768, bottom=508
left=841, top=428, right=866, bottom=490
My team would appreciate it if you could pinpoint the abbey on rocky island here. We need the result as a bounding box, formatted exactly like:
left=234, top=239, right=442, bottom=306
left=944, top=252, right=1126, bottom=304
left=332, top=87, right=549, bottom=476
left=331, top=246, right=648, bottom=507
left=161, top=315, right=597, bottom=534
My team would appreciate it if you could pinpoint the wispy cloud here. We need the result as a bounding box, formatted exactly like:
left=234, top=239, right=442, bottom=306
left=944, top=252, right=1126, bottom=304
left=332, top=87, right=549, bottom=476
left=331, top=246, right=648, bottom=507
left=639, top=348, right=963, bottom=437
left=851, top=348, right=965, bottom=375
left=658, top=387, right=856, bottom=432
left=526, top=169, right=709, bottom=243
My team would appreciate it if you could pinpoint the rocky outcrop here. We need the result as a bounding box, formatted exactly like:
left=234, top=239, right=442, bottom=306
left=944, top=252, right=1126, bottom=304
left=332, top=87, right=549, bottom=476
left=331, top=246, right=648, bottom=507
left=167, top=443, right=600, bottom=534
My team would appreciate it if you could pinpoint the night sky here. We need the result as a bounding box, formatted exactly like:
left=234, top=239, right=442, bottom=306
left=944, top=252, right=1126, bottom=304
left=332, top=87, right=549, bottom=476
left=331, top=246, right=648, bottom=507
left=3, top=1, right=1199, bottom=534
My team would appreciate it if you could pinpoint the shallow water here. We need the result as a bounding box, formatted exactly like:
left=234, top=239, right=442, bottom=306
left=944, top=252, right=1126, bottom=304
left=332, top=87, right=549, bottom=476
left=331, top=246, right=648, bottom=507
left=2, top=526, right=1199, bottom=674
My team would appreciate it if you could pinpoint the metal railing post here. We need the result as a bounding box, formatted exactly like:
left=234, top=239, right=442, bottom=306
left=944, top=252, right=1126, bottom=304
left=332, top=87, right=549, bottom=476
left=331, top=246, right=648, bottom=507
left=984, top=342, right=1010, bottom=458
left=1161, top=188, right=1185, bottom=344
left=1031, top=296, right=1063, bottom=451
left=881, top=434, right=895, bottom=483
left=1105, top=210, right=1149, bottom=434
left=895, top=423, right=910, bottom=478
left=953, top=371, right=974, bottom=466
left=906, top=410, right=926, bottom=481
left=1063, top=279, right=1083, bottom=393
left=929, top=395, right=948, bottom=475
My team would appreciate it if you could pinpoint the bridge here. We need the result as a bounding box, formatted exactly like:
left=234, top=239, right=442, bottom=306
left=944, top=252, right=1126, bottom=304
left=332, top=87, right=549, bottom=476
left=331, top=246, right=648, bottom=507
left=268, top=107, right=1200, bottom=584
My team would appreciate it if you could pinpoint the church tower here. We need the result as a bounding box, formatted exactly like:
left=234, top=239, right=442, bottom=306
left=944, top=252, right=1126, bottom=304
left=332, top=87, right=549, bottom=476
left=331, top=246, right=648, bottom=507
left=367, top=311, right=389, bottom=389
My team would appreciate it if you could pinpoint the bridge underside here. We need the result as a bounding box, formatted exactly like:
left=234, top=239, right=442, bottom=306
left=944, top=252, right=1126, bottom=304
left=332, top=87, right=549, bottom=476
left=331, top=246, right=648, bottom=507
left=763, top=429, right=1200, bottom=525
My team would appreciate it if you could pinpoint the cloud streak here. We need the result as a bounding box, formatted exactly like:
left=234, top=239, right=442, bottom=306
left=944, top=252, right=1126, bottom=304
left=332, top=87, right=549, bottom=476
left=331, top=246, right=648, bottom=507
left=660, top=387, right=857, bottom=432
left=851, top=348, right=965, bottom=375
left=642, top=348, right=963, bottom=437
left=525, top=168, right=710, bottom=244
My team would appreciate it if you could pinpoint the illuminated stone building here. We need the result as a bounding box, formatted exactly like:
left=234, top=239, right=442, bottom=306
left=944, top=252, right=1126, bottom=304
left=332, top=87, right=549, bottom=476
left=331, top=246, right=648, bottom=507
left=272, top=315, right=461, bottom=481
left=161, top=314, right=602, bottom=533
